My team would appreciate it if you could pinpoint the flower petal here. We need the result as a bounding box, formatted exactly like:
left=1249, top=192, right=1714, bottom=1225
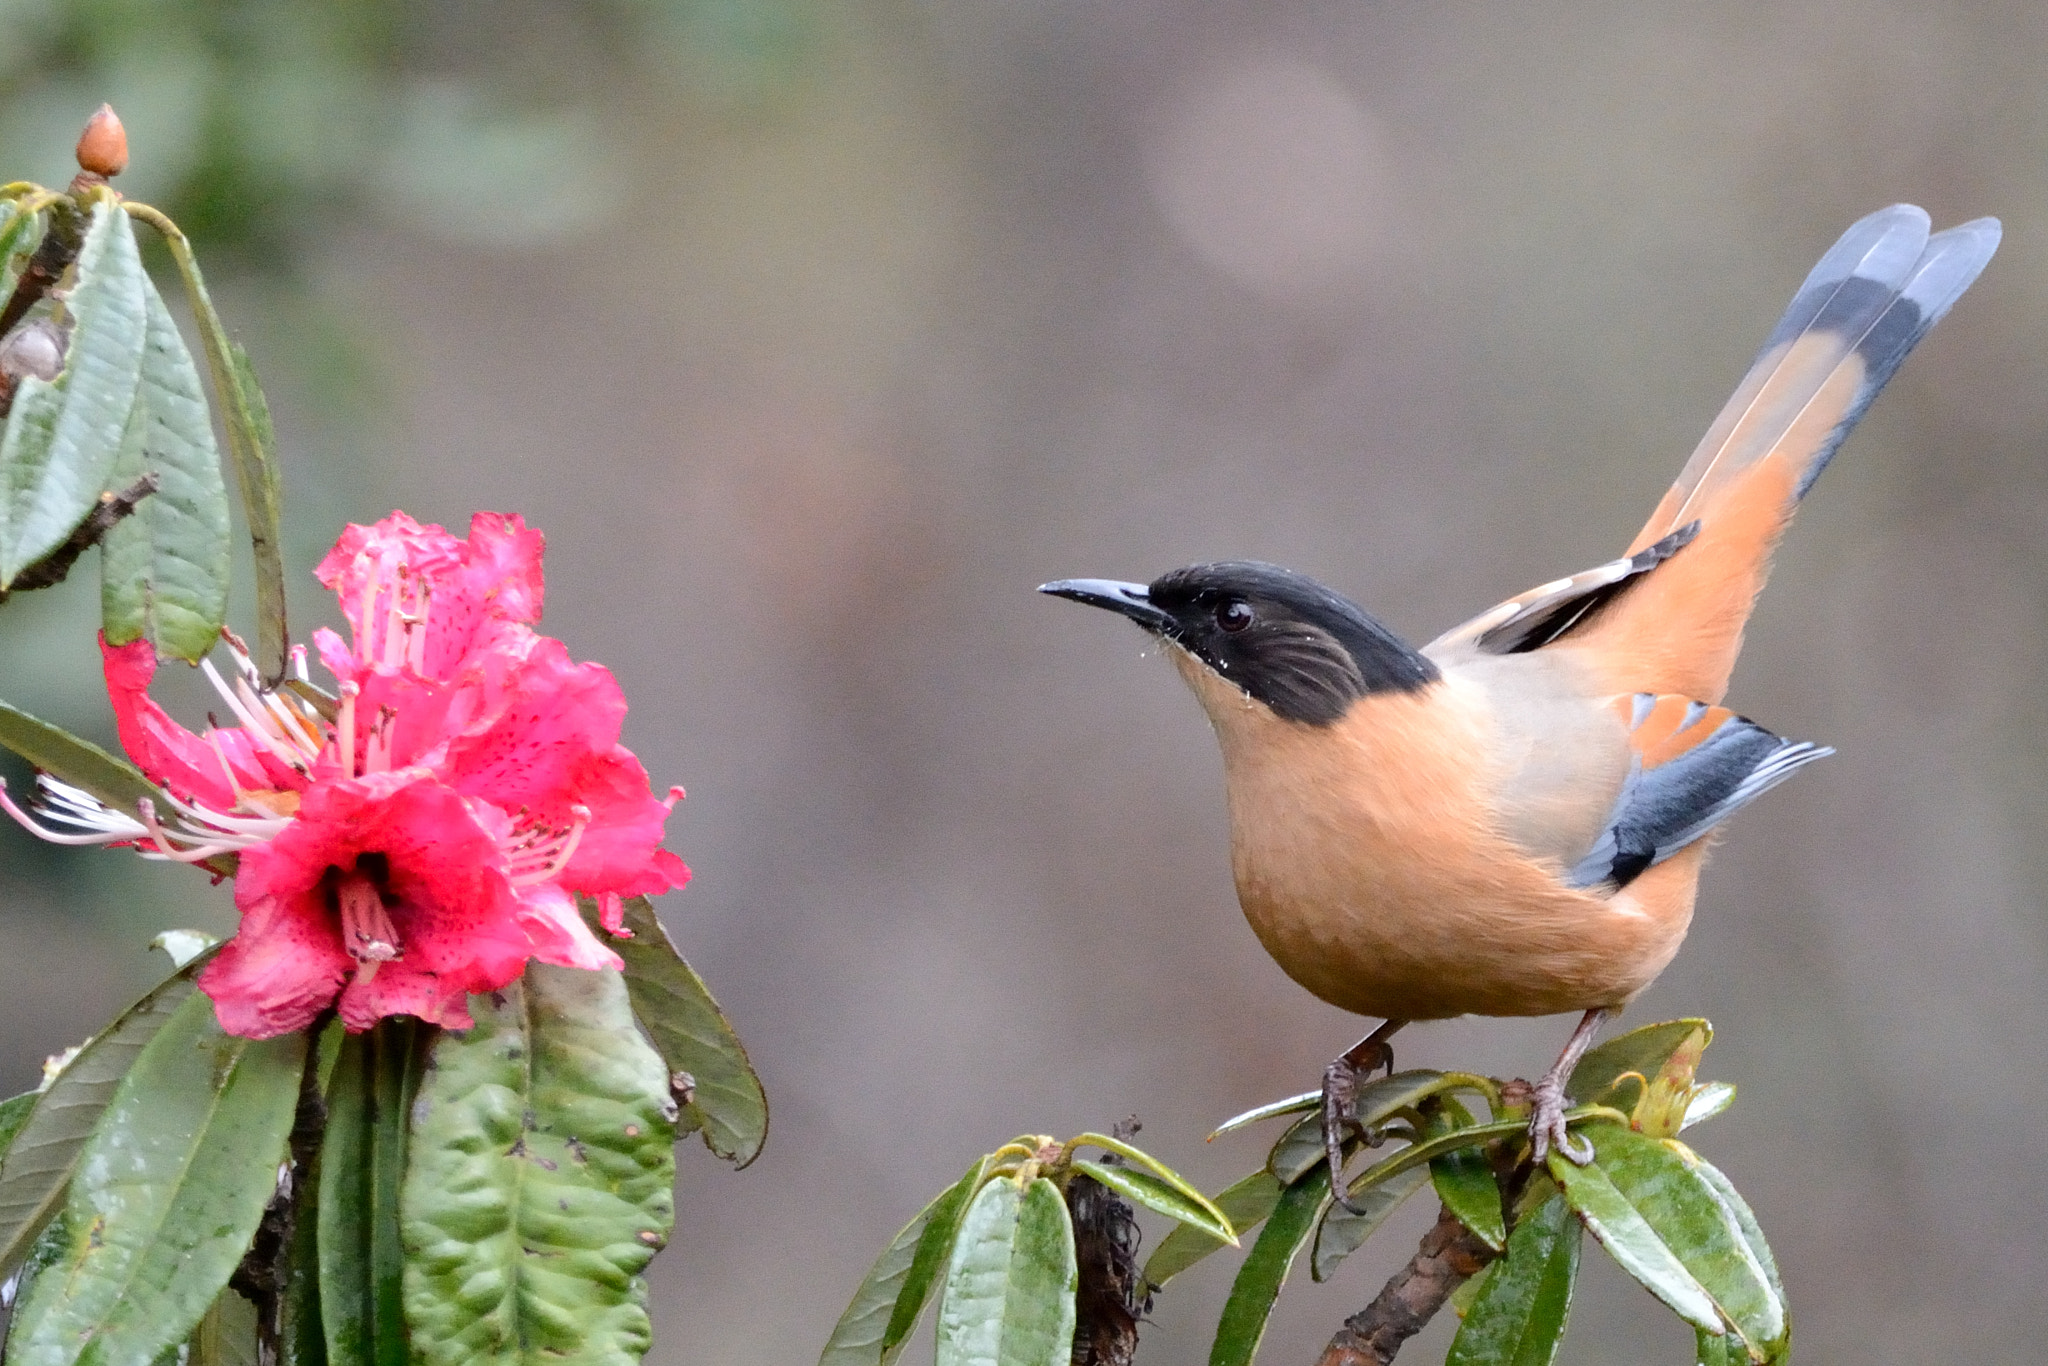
left=198, top=887, right=353, bottom=1038
left=433, top=638, right=687, bottom=897
left=101, top=635, right=276, bottom=810
left=515, top=883, right=624, bottom=972
left=338, top=960, right=476, bottom=1032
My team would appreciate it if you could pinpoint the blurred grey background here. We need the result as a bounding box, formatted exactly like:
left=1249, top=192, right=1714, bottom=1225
left=2, top=1, right=2045, bottom=1362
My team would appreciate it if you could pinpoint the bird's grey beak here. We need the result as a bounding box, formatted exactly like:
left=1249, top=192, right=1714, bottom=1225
left=1038, top=578, right=1175, bottom=634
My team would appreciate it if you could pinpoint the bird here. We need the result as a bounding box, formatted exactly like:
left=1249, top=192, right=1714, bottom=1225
left=1040, top=205, right=1999, bottom=1173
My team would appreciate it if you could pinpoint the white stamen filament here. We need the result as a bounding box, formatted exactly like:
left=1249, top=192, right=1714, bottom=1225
left=135, top=798, right=247, bottom=863
left=508, top=805, right=591, bottom=886
left=202, top=659, right=307, bottom=772
left=0, top=777, right=144, bottom=844
left=337, top=682, right=358, bottom=779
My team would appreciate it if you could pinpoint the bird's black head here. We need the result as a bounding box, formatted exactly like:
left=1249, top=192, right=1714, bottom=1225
left=1040, top=561, right=1439, bottom=726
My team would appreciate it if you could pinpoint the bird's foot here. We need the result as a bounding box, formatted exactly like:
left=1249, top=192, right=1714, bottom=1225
left=1321, top=1025, right=1402, bottom=1213
left=1528, top=1073, right=1593, bottom=1165
left=1527, top=1006, right=1609, bottom=1166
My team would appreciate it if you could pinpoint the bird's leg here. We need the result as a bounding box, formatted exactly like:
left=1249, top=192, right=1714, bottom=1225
left=1529, top=1007, right=1609, bottom=1166
left=1323, top=1018, right=1407, bottom=1212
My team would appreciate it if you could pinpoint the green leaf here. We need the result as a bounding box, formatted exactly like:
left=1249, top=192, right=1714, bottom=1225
left=1546, top=1129, right=1719, bottom=1335
left=1209, top=1166, right=1328, bottom=1366
left=1690, top=1156, right=1784, bottom=1313
left=0, top=201, right=42, bottom=300
left=401, top=963, right=679, bottom=1366
left=1425, top=1100, right=1505, bottom=1252
left=3, top=988, right=306, bottom=1366
left=1566, top=1019, right=1711, bottom=1108
left=318, top=1021, right=419, bottom=1366
left=1585, top=1127, right=1783, bottom=1353
left=590, top=895, right=768, bottom=1167
left=0, top=1090, right=35, bottom=1167
left=1068, top=1132, right=1227, bottom=1217
left=0, top=198, right=149, bottom=586
left=1446, top=1193, right=1580, bottom=1366
left=1695, top=1328, right=1741, bottom=1366
left=1209, top=1091, right=1319, bottom=1140
left=1311, top=1163, right=1427, bottom=1282
left=1070, top=1160, right=1235, bottom=1243
left=190, top=1285, right=263, bottom=1366
left=1266, top=1071, right=1457, bottom=1184
left=1143, top=1169, right=1282, bottom=1291
left=934, top=1177, right=1077, bottom=1366
left=1340, top=1116, right=1533, bottom=1202
left=0, top=956, right=208, bottom=1278
left=0, top=698, right=181, bottom=830
left=125, top=205, right=288, bottom=679
left=820, top=1170, right=985, bottom=1366
left=100, top=268, right=232, bottom=661
left=1681, top=1082, right=1736, bottom=1132
left=884, top=1158, right=991, bottom=1357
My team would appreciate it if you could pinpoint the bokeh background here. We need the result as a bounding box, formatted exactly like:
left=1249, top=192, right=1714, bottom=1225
left=3, top=2, right=2045, bottom=1362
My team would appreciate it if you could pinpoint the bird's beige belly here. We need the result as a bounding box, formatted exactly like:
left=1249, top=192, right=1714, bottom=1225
left=1233, top=838, right=1697, bottom=1019
left=1198, top=671, right=1698, bottom=1019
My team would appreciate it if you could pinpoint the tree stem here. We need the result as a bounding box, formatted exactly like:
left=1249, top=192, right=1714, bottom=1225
left=1312, top=1204, right=1498, bottom=1366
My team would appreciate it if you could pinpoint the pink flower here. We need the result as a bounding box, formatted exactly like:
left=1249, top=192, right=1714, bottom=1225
left=0, top=512, right=689, bottom=1037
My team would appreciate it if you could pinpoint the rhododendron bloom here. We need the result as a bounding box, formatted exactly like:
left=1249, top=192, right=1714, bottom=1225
left=0, top=512, right=688, bottom=1037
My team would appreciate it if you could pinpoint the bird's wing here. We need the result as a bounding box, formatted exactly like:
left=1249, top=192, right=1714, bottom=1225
left=1429, top=207, right=1999, bottom=702
left=1564, top=693, right=1830, bottom=890
left=1424, top=522, right=1697, bottom=663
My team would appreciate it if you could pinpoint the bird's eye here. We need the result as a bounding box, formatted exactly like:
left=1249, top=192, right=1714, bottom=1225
left=1216, top=599, right=1254, bottom=633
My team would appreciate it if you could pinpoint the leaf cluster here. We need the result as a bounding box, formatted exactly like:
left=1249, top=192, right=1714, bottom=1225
left=822, top=1020, right=1786, bottom=1366
left=0, top=896, right=767, bottom=1366
left=820, top=1130, right=1235, bottom=1366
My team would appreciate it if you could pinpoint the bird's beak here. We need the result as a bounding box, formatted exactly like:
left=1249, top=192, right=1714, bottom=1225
left=1038, top=578, right=1175, bottom=635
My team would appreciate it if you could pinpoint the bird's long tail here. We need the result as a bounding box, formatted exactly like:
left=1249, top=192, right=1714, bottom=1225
left=1582, top=205, right=1999, bottom=702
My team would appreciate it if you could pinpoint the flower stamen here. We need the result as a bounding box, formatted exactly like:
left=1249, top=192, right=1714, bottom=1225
left=0, top=776, right=145, bottom=844
left=337, top=681, right=358, bottom=780
left=508, top=804, right=592, bottom=886
left=336, top=869, right=402, bottom=982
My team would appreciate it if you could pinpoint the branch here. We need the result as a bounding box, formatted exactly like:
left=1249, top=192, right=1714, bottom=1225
left=0, top=197, right=85, bottom=418
left=1313, top=1205, right=1499, bottom=1366
left=0, top=473, right=159, bottom=598
left=1067, top=1117, right=1150, bottom=1366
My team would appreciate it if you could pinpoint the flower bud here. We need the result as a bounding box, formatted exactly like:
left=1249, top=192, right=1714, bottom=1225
left=75, top=104, right=128, bottom=178
left=0, top=320, right=66, bottom=382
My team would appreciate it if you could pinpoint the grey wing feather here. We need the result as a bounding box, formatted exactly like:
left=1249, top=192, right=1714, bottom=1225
left=1567, top=701, right=1832, bottom=890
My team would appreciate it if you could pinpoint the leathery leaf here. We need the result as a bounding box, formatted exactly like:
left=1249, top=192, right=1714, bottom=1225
left=1311, top=1163, right=1428, bottom=1282
left=1425, top=1098, right=1506, bottom=1252
left=1549, top=1124, right=1784, bottom=1349
left=933, top=1177, right=1077, bottom=1366
left=820, top=1159, right=985, bottom=1366
left=1446, top=1192, right=1580, bottom=1366
left=588, top=895, right=768, bottom=1166
left=1589, top=1127, right=1782, bottom=1353
left=1144, top=1170, right=1282, bottom=1291
left=401, top=963, right=678, bottom=1366
left=99, top=266, right=231, bottom=661
left=0, top=197, right=148, bottom=586
left=1567, top=1019, right=1711, bottom=1109
left=319, top=1021, right=418, bottom=1366
left=0, top=955, right=208, bottom=1279
left=3, top=988, right=305, bottom=1366
left=123, top=204, right=289, bottom=678
left=1209, top=1166, right=1329, bottom=1366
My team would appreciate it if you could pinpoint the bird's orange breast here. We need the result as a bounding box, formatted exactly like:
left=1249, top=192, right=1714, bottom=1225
left=1171, top=651, right=1699, bottom=1019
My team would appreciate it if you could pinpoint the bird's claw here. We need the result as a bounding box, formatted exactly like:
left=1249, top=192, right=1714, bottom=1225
left=1321, top=1040, right=1395, bottom=1213
left=1528, top=1076, right=1593, bottom=1166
